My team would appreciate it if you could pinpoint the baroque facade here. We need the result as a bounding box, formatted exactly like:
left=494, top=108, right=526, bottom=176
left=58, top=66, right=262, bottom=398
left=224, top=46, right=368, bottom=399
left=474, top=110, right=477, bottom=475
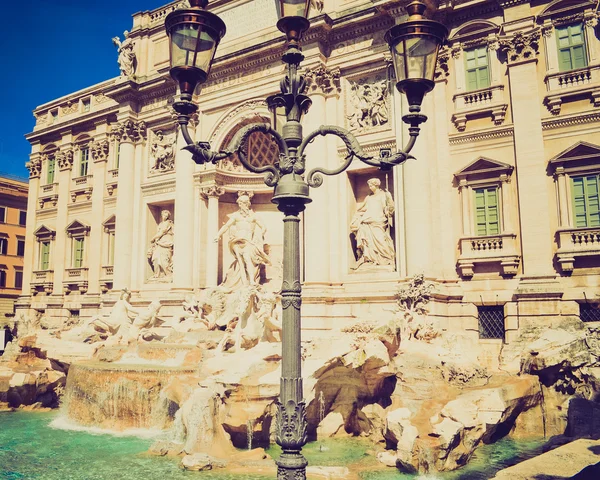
left=19, top=0, right=600, bottom=356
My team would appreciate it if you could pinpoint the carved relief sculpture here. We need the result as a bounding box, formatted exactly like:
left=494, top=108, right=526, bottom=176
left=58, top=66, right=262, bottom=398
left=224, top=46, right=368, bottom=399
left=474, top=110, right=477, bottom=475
left=499, top=30, right=540, bottom=64
left=112, top=31, right=136, bottom=77
left=350, top=178, right=395, bottom=270
left=214, top=193, right=271, bottom=290
left=304, top=66, right=341, bottom=95
left=347, top=78, right=389, bottom=131
left=91, top=139, right=110, bottom=162
left=149, top=130, right=176, bottom=173
left=147, top=210, right=174, bottom=281
left=56, top=149, right=74, bottom=171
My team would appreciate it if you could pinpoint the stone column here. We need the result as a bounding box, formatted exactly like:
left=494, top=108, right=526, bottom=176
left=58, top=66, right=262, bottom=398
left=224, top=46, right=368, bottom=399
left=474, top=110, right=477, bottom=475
left=23, top=153, right=42, bottom=295
left=86, top=134, right=110, bottom=294
left=112, top=119, right=146, bottom=290
left=173, top=125, right=196, bottom=292
left=459, top=180, right=472, bottom=236
left=200, top=185, right=225, bottom=286
left=555, top=167, right=570, bottom=228
left=500, top=174, right=514, bottom=233
left=584, top=12, right=600, bottom=64
left=52, top=142, right=74, bottom=295
left=502, top=29, right=555, bottom=276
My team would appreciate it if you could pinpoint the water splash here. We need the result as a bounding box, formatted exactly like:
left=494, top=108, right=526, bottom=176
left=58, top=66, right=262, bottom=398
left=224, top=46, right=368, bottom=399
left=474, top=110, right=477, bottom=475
left=247, top=419, right=253, bottom=450
left=49, top=415, right=163, bottom=439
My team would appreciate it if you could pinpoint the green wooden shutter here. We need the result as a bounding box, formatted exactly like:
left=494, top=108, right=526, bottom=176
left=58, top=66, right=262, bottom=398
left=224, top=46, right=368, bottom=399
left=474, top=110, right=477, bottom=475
left=572, top=175, right=600, bottom=228
left=465, top=46, right=490, bottom=91
left=80, top=148, right=89, bottom=177
left=475, top=187, right=500, bottom=236
left=47, top=157, right=55, bottom=184
left=74, top=238, right=84, bottom=268
left=557, top=24, right=587, bottom=71
left=41, top=242, right=50, bottom=270
left=586, top=175, right=600, bottom=227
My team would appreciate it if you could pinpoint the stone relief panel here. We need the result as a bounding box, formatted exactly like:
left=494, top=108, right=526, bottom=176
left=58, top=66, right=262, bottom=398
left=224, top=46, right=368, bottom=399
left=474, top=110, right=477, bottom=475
left=149, top=130, right=176, bottom=174
left=346, top=75, right=389, bottom=133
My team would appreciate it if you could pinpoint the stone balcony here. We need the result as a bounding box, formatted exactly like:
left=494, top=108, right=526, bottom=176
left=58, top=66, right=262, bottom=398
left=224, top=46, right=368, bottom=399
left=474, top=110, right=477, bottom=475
left=63, top=267, right=88, bottom=294
left=544, top=65, right=600, bottom=114
left=70, top=175, right=93, bottom=202
left=556, top=227, right=600, bottom=272
left=31, top=270, right=53, bottom=295
left=457, top=233, right=520, bottom=277
left=451, top=85, right=508, bottom=131
left=38, top=183, right=59, bottom=209
left=100, top=265, right=114, bottom=293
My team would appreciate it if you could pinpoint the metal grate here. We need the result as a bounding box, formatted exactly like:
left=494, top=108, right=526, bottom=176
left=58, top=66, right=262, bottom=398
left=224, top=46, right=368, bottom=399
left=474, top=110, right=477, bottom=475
left=478, top=305, right=505, bottom=340
left=580, top=303, right=600, bottom=323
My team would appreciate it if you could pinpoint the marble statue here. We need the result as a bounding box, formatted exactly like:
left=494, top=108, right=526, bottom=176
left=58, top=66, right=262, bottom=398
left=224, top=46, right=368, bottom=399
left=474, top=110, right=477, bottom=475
left=214, top=193, right=270, bottom=290
left=176, top=294, right=219, bottom=332
left=147, top=210, right=174, bottom=281
left=128, top=300, right=163, bottom=342
left=82, top=289, right=138, bottom=343
left=350, top=178, right=395, bottom=270
left=150, top=131, right=175, bottom=173
left=112, top=31, right=136, bottom=77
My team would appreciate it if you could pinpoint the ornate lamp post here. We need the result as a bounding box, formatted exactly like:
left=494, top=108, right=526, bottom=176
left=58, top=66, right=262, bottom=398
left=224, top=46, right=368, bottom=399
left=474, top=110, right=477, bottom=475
left=165, top=0, right=447, bottom=478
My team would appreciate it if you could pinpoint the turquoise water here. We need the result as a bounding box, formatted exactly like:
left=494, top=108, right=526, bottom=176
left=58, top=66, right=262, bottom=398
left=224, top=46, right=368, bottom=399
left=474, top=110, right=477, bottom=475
left=0, top=411, right=545, bottom=479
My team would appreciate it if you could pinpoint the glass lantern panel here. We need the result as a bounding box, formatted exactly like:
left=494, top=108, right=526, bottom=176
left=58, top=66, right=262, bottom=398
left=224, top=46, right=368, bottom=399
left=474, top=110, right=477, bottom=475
left=277, top=0, right=310, bottom=18
left=193, top=30, right=217, bottom=73
left=171, top=24, right=200, bottom=67
left=405, top=36, right=438, bottom=81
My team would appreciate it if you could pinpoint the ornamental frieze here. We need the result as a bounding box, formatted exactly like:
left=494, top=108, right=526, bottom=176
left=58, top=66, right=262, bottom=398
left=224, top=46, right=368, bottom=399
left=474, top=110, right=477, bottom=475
left=303, top=66, right=341, bottom=95
left=111, top=120, right=147, bottom=143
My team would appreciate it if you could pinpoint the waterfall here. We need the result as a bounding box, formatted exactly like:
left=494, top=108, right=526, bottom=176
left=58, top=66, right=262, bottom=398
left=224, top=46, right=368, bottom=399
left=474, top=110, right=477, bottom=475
left=247, top=419, right=253, bottom=450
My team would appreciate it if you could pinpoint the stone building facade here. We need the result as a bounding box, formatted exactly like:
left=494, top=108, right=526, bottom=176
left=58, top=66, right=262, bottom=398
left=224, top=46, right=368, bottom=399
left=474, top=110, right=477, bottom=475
left=0, top=176, right=28, bottom=320
left=18, top=0, right=600, bottom=354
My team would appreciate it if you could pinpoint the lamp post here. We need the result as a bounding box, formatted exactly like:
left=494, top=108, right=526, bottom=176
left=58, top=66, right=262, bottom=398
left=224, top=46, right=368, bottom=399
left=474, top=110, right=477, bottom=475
left=165, top=1, right=447, bottom=478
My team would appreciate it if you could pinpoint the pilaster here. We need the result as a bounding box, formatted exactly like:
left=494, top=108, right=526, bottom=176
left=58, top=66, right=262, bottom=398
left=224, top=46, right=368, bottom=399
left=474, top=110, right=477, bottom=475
left=23, top=152, right=42, bottom=294
left=200, top=185, right=225, bottom=287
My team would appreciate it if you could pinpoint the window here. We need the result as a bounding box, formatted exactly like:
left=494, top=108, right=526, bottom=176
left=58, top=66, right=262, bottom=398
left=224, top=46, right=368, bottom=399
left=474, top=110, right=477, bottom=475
left=478, top=306, right=505, bottom=340
left=0, top=207, right=5, bottom=223
left=19, top=211, right=26, bottom=226
left=47, top=156, right=55, bottom=184
left=40, top=241, right=50, bottom=270
left=80, top=147, right=89, bottom=177
left=17, top=239, right=25, bottom=257
left=82, top=98, right=90, bottom=113
left=115, top=144, right=121, bottom=169
left=557, top=24, right=587, bottom=72
left=465, top=46, right=490, bottom=91
left=0, top=271, right=5, bottom=288
left=73, top=237, right=85, bottom=268
left=14, top=271, right=23, bottom=290
left=50, top=110, right=58, bottom=124
left=474, top=186, right=499, bottom=236
left=572, top=175, right=600, bottom=228
left=580, top=303, right=600, bottom=322
left=0, top=238, right=7, bottom=256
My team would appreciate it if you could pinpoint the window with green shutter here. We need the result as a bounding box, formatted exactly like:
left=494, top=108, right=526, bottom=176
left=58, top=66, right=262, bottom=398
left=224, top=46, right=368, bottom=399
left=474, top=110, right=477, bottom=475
left=47, top=156, right=55, bottom=184
left=465, top=46, right=490, bottom=91
left=73, top=237, right=85, bottom=268
left=572, top=175, right=600, bottom=228
left=474, top=187, right=500, bottom=236
left=40, top=241, right=50, bottom=270
left=557, top=24, right=587, bottom=72
left=80, top=147, right=89, bottom=177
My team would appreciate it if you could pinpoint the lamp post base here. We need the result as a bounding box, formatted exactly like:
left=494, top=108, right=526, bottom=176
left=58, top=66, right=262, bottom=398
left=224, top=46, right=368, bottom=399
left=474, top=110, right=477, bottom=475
left=276, top=452, right=308, bottom=480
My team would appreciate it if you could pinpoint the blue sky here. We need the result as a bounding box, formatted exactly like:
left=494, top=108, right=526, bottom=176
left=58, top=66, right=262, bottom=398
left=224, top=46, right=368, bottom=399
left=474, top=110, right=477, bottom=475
left=0, top=0, right=169, bottom=180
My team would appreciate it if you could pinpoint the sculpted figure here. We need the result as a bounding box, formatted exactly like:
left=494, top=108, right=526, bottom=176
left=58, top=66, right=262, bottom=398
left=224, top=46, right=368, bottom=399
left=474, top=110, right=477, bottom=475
left=348, top=80, right=388, bottom=130
left=82, top=289, right=138, bottom=343
left=214, top=194, right=270, bottom=290
left=150, top=131, right=175, bottom=172
left=147, top=210, right=174, bottom=280
left=350, top=178, right=395, bottom=270
left=112, top=31, right=136, bottom=77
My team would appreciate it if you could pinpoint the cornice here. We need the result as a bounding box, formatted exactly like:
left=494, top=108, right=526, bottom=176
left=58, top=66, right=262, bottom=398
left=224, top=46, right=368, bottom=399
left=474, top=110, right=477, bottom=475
left=141, top=178, right=176, bottom=197
left=449, top=126, right=514, bottom=145
left=542, top=111, right=600, bottom=130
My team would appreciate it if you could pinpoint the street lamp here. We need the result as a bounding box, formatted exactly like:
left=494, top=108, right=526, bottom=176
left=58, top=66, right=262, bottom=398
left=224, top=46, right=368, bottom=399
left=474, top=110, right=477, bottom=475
left=165, top=1, right=447, bottom=478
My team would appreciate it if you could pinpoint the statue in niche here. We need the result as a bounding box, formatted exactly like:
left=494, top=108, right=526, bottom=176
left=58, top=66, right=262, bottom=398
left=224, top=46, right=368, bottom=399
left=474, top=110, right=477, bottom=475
left=112, top=31, right=136, bottom=77
left=147, top=210, right=174, bottom=281
left=150, top=131, right=175, bottom=173
left=214, top=193, right=270, bottom=290
left=350, top=178, right=395, bottom=270
left=347, top=79, right=388, bottom=130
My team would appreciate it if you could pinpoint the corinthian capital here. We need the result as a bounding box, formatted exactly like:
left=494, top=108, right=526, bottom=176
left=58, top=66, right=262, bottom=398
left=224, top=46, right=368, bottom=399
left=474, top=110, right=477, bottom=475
left=303, top=65, right=341, bottom=95
left=26, top=155, right=42, bottom=179
left=111, top=120, right=147, bottom=143
left=56, top=149, right=74, bottom=171
left=91, top=139, right=110, bottom=162
left=499, top=30, right=541, bottom=64
left=200, top=185, right=225, bottom=200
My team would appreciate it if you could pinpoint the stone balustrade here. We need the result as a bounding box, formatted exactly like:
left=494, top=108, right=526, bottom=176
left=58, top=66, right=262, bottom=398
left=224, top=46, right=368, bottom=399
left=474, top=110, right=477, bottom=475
left=451, top=85, right=508, bottom=131
left=63, top=267, right=89, bottom=294
left=31, top=270, right=54, bottom=295
left=457, top=233, right=520, bottom=277
left=544, top=64, right=600, bottom=114
left=556, top=227, right=600, bottom=272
